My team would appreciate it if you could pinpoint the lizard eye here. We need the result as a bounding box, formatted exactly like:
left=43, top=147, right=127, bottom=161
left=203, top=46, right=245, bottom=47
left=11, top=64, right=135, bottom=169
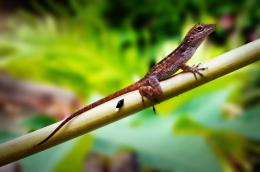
left=196, top=25, right=203, bottom=32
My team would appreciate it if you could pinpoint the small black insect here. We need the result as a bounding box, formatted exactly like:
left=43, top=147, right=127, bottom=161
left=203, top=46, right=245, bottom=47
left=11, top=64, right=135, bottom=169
left=116, top=99, right=124, bottom=109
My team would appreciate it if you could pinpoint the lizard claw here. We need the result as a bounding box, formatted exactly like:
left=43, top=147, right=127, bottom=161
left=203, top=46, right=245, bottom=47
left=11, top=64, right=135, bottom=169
left=190, top=66, right=206, bottom=80
left=192, top=63, right=207, bottom=70
left=181, top=64, right=208, bottom=80
left=152, top=106, right=156, bottom=114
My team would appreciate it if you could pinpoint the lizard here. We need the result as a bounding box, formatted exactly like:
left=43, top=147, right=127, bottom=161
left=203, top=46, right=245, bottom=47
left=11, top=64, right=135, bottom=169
left=38, top=23, right=216, bottom=145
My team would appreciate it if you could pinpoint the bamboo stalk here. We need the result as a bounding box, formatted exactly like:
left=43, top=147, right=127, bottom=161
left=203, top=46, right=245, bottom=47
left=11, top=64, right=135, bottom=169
left=0, top=39, right=260, bottom=166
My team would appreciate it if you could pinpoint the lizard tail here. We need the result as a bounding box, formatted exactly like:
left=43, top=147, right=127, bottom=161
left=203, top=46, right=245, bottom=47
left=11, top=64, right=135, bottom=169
left=37, top=80, right=143, bottom=145
left=37, top=112, right=77, bottom=145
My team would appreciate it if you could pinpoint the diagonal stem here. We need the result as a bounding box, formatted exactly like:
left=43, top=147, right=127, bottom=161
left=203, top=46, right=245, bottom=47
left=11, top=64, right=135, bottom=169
left=0, top=39, right=260, bottom=166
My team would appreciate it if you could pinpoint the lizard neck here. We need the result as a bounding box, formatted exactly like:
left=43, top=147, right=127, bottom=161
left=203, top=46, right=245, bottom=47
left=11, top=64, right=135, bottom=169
left=171, top=39, right=200, bottom=64
left=178, top=44, right=197, bottom=61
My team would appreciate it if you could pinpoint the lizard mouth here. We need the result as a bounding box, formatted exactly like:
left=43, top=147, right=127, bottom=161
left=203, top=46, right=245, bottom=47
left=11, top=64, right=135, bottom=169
left=205, top=24, right=216, bottom=34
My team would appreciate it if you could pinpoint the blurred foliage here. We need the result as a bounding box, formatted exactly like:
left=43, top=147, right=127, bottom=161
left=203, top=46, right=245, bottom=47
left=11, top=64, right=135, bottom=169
left=0, top=0, right=259, bottom=172
left=0, top=15, right=148, bottom=99
left=19, top=139, right=76, bottom=172
left=92, top=90, right=229, bottom=172
left=55, top=135, right=93, bottom=172
left=0, top=131, right=20, bottom=143
left=20, top=114, right=57, bottom=132
left=174, top=116, right=260, bottom=172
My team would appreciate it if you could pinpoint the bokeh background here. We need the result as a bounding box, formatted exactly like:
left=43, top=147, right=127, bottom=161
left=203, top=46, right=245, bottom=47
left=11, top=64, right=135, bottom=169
left=0, top=0, right=259, bottom=172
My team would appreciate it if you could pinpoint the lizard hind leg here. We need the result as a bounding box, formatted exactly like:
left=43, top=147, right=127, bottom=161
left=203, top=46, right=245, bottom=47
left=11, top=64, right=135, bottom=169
left=139, top=76, right=162, bottom=114
left=139, top=85, right=158, bottom=102
left=139, top=76, right=163, bottom=102
left=139, top=86, right=158, bottom=114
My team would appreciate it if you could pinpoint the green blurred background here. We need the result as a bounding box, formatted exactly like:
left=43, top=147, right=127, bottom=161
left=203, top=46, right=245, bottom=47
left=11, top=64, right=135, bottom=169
left=0, top=0, right=259, bottom=172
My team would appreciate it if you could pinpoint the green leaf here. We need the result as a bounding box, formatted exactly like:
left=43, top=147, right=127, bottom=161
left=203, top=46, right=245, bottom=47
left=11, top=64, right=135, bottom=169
left=19, top=139, right=76, bottom=172
left=55, top=135, right=94, bottom=172
left=173, top=116, right=209, bottom=136
left=90, top=90, right=234, bottom=171
left=92, top=112, right=220, bottom=172
left=175, top=88, right=232, bottom=125
left=173, top=116, right=260, bottom=172
left=217, top=106, right=260, bottom=139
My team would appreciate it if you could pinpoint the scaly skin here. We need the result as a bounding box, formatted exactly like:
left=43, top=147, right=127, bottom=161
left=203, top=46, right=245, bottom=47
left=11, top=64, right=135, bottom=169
left=38, top=23, right=216, bottom=145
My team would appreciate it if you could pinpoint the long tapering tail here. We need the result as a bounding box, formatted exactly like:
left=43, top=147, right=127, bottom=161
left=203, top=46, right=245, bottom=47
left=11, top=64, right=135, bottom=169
left=37, top=80, right=143, bottom=145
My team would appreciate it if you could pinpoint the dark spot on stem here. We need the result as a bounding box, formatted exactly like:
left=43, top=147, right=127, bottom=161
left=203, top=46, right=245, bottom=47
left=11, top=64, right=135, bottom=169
left=116, top=99, right=124, bottom=109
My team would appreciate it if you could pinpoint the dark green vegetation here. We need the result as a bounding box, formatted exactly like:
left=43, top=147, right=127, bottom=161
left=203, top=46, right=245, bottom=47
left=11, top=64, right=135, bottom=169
left=0, top=0, right=259, bottom=171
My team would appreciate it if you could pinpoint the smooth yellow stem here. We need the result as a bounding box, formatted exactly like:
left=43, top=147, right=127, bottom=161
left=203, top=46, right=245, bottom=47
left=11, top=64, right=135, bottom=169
left=0, top=39, right=260, bottom=166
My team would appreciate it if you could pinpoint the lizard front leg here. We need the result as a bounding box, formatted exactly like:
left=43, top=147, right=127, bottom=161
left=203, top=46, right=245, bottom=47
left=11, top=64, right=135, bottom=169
left=180, top=64, right=207, bottom=80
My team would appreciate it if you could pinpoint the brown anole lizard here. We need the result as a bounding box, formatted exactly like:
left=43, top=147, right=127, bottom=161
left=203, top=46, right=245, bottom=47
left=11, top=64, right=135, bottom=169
left=38, top=23, right=216, bottom=145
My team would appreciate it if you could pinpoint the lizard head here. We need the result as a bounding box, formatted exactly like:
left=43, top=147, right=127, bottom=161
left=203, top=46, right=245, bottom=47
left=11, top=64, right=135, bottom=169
left=184, top=23, right=216, bottom=48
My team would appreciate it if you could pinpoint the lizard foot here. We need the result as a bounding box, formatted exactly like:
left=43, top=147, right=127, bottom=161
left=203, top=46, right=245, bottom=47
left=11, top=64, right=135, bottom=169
left=181, top=64, right=207, bottom=80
